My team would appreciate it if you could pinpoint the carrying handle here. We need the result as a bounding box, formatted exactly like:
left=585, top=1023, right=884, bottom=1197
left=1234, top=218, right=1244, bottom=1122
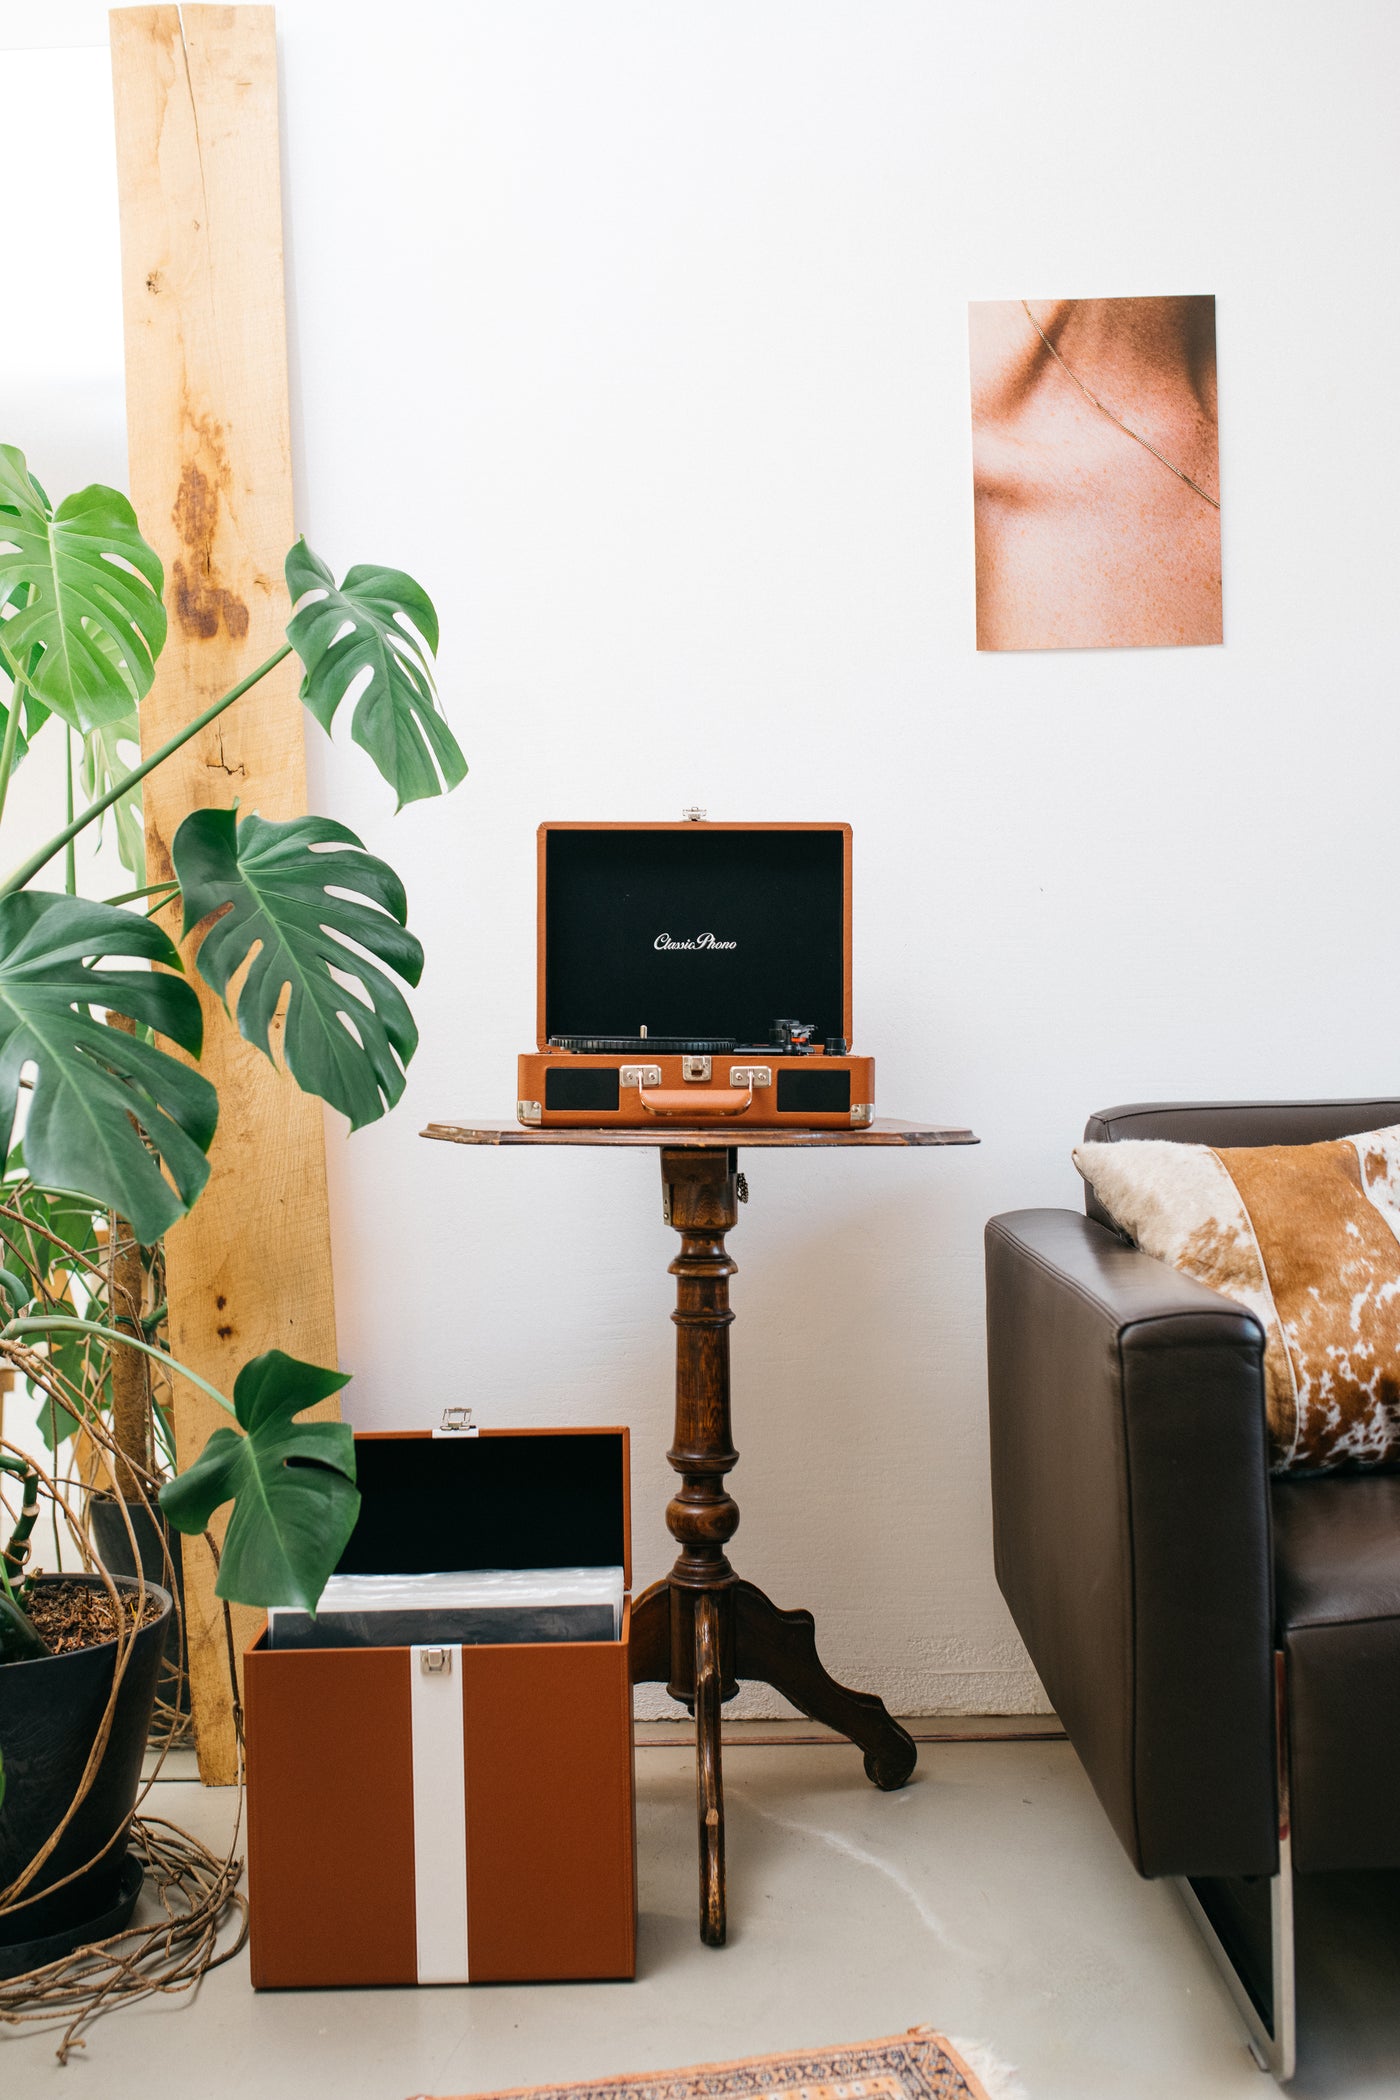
left=639, top=1086, right=752, bottom=1118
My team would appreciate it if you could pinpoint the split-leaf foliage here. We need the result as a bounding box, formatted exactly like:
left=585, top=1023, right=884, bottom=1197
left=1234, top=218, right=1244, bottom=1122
left=0, top=445, right=467, bottom=1614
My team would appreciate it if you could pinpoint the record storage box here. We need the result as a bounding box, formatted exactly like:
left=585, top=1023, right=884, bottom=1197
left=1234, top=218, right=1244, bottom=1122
left=244, top=1427, right=637, bottom=1988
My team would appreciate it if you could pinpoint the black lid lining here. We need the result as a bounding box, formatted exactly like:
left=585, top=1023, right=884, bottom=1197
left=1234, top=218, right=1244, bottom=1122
left=544, top=827, right=846, bottom=1043
left=336, top=1433, right=627, bottom=1576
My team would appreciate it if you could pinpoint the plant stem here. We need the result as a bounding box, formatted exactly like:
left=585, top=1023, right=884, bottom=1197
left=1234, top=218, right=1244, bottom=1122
left=2, top=1315, right=236, bottom=1420
left=151, top=1400, right=177, bottom=1469
left=0, top=1449, right=40, bottom=1586
left=0, top=643, right=293, bottom=898
left=64, top=733, right=76, bottom=895
left=102, top=880, right=181, bottom=909
left=0, top=681, right=24, bottom=827
left=105, top=1014, right=152, bottom=1500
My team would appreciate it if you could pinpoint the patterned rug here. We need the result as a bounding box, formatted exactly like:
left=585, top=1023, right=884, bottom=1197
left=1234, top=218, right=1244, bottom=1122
left=415, top=2025, right=1025, bottom=2100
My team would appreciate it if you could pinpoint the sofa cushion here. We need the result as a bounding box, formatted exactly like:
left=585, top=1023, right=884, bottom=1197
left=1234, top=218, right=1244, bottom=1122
left=1273, top=1475, right=1400, bottom=1871
left=1074, top=1125, right=1400, bottom=1473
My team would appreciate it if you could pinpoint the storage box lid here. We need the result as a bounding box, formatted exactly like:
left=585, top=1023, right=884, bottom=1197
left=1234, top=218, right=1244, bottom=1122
left=336, top=1428, right=631, bottom=1590
left=538, top=822, right=852, bottom=1047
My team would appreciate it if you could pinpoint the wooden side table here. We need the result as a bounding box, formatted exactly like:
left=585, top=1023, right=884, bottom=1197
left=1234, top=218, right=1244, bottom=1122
left=421, top=1117, right=978, bottom=1946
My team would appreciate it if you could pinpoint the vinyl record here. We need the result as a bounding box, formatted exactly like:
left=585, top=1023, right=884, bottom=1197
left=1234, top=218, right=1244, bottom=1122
left=548, top=1035, right=738, bottom=1054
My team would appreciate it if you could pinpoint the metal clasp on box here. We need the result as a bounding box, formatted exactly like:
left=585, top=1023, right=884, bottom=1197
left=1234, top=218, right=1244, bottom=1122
left=435, top=1406, right=478, bottom=1438
left=419, top=1647, right=453, bottom=1675
left=620, top=1063, right=662, bottom=1088
left=729, top=1065, right=771, bottom=1089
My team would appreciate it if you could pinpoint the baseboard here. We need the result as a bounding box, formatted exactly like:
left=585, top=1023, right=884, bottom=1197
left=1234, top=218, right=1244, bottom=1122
left=633, top=1664, right=1054, bottom=1723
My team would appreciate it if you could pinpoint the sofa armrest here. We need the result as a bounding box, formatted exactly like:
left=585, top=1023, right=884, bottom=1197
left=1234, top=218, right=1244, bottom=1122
left=986, top=1208, right=1276, bottom=1878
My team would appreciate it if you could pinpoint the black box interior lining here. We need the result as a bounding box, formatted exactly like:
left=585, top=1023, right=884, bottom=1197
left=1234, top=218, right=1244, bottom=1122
left=336, top=1433, right=627, bottom=1575
left=544, top=827, right=846, bottom=1043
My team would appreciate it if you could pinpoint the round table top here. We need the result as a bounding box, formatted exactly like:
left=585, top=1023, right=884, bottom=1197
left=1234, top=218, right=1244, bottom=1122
left=421, top=1117, right=978, bottom=1149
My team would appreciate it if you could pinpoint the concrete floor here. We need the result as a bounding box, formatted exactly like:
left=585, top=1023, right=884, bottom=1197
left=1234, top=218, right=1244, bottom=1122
left=7, top=1725, right=1400, bottom=2100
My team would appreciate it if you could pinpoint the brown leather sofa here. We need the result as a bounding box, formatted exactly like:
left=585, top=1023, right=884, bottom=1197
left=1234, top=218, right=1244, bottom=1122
left=985, top=1098, right=1400, bottom=2080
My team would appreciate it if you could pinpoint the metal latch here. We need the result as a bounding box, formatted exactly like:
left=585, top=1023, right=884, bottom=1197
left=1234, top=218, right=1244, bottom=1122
left=682, top=1055, right=711, bottom=1082
left=729, top=1065, right=771, bottom=1089
left=620, top=1063, right=662, bottom=1088
left=436, top=1406, right=478, bottom=1437
left=419, top=1647, right=453, bottom=1675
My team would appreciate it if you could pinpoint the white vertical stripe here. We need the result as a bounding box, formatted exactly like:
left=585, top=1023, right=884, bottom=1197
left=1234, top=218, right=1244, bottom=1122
left=410, top=1646, right=469, bottom=1984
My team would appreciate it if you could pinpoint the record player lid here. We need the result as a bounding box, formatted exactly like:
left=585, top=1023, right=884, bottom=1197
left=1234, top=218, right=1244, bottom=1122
left=538, top=822, right=851, bottom=1048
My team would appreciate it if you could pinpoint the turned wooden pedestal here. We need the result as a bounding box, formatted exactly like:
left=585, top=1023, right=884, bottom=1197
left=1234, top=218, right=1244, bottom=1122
left=421, top=1117, right=978, bottom=1946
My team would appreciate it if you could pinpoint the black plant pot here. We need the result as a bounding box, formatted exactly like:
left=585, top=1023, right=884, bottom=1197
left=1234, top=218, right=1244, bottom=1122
left=0, top=1572, right=171, bottom=1976
left=88, top=1494, right=190, bottom=1719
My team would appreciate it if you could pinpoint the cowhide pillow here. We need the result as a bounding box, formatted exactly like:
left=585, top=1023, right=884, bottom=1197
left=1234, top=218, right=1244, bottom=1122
left=1073, top=1125, right=1400, bottom=1474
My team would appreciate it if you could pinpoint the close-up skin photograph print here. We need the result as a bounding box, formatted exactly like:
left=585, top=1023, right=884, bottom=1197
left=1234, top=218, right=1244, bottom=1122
left=968, top=294, right=1222, bottom=652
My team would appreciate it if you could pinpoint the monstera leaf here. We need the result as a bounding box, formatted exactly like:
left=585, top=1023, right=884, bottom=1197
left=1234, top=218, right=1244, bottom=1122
left=0, top=1155, right=108, bottom=1445
left=173, top=807, right=424, bottom=1130
left=0, top=1147, right=105, bottom=1287
left=78, top=713, right=146, bottom=881
left=0, top=655, right=51, bottom=769
left=0, top=447, right=166, bottom=731
left=160, top=1349, right=357, bottom=1610
left=285, top=539, right=466, bottom=807
left=0, top=892, right=215, bottom=1244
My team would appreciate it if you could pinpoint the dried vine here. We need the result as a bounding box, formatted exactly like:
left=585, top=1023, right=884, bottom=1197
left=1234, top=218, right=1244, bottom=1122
left=0, top=1340, right=244, bottom=2058
left=0, top=1813, right=247, bottom=2064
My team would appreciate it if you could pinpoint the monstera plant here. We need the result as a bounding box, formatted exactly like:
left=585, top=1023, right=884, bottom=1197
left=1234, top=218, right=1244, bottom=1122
left=0, top=441, right=466, bottom=1619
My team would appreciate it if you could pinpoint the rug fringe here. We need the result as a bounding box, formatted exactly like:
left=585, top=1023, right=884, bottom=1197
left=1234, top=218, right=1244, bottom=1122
left=946, top=2036, right=1030, bottom=2100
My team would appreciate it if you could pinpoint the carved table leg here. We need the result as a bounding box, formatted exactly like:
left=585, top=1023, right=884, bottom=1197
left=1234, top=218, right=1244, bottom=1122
left=629, top=1148, right=741, bottom=1942
left=629, top=1145, right=914, bottom=1944
left=629, top=1580, right=672, bottom=1686
left=694, top=1592, right=726, bottom=1945
left=735, top=1580, right=918, bottom=1790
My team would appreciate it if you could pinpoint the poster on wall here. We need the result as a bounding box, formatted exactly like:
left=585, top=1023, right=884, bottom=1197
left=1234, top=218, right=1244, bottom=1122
left=968, top=295, right=1222, bottom=652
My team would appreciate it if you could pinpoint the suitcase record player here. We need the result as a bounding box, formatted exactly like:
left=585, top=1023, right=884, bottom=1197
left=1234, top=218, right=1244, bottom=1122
left=518, top=817, right=875, bottom=1129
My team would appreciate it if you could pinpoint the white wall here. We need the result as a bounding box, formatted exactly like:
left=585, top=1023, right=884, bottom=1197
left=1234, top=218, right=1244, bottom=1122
left=9, top=1, right=1400, bottom=1713
left=0, top=43, right=137, bottom=1490
left=0, top=45, right=127, bottom=904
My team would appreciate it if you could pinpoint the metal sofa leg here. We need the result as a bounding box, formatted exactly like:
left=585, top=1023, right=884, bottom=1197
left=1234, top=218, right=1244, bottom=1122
left=1173, top=1653, right=1296, bottom=2081
left=1175, top=1848, right=1295, bottom=2079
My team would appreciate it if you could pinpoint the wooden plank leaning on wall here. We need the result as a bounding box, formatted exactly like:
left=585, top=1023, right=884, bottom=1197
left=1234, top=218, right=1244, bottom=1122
left=110, top=4, right=340, bottom=1784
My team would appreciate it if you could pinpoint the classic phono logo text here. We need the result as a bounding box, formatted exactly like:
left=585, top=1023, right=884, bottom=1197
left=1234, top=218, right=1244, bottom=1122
left=654, top=932, right=737, bottom=951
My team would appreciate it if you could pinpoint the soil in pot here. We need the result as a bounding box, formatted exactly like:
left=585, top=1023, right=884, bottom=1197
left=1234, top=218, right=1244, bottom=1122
left=23, top=1579, right=163, bottom=1655
left=0, top=1572, right=170, bottom=1966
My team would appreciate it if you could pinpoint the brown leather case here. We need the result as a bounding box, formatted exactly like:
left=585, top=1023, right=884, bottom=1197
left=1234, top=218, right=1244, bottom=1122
left=244, top=1427, right=636, bottom=1987
left=517, top=1049, right=876, bottom=1131
left=523, top=820, right=874, bottom=1129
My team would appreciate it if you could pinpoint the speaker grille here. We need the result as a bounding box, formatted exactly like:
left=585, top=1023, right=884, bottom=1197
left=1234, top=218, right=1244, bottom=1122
left=776, top=1068, right=851, bottom=1114
left=545, top=1067, right=620, bottom=1112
